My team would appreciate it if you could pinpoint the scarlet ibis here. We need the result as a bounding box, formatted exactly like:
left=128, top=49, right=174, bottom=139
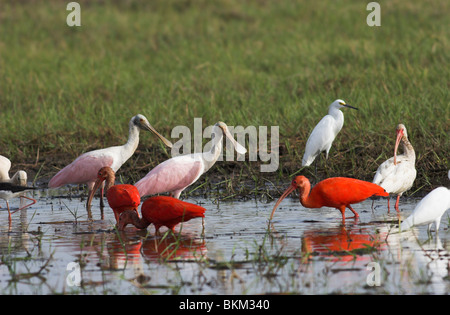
left=373, top=124, right=416, bottom=212
left=302, top=99, right=357, bottom=171
left=135, top=121, right=246, bottom=199
left=270, top=176, right=389, bottom=223
left=118, top=196, right=206, bottom=234
left=48, top=114, right=172, bottom=215
left=400, top=186, right=450, bottom=235
left=0, top=155, right=27, bottom=185
left=87, top=167, right=140, bottom=224
left=0, top=182, right=37, bottom=223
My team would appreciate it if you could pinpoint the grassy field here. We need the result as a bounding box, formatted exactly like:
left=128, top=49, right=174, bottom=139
left=0, top=0, right=448, bottom=195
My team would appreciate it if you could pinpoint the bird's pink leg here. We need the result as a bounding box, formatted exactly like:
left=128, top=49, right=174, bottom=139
left=338, top=206, right=346, bottom=224
left=347, top=205, right=360, bottom=220
left=6, top=200, right=11, bottom=223
left=12, top=196, right=37, bottom=214
left=387, top=197, right=390, bottom=213
left=394, top=195, right=401, bottom=212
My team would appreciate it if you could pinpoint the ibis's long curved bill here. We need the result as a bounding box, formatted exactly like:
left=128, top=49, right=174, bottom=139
left=86, top=178, right=104, bottom=212
left=393, top=128, right=403, bottom=165
left=269, top=184, right=296, bottom=221
left=142, top=122, right=173, bottom=149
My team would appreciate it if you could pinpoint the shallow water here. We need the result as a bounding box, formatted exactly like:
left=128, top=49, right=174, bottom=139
left=0, top=188, right=449, bottom=294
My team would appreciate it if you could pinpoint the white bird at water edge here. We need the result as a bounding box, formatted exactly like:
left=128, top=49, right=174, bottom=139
left=373, top=124, right=416, bottom=212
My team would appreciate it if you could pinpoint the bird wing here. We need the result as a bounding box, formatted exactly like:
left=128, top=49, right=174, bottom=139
left=106, top=184, right=140, bottom=210
left=302, top=115, right=336, bottom=166
left=142, top=196, right=205, bottom=223
left=315, top=177, right=388, bottom=207
left=373, top=156, right=416, bottom=194
left=48, top=153, right=114, bottom=187
left=135, top=155, right=204, bottom=197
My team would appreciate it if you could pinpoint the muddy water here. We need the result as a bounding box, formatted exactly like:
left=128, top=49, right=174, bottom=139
left=0, top=188, right=449, bottom=294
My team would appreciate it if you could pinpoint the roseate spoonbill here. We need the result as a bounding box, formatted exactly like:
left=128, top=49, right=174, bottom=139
left=373, top=124, right=416, bottom=212
left=302, top=99, right=357, bottom=172
left=0, top=155, right=27, bottom=186
left=0, top=183, right=37, bottom=223
left=118, top=196, right=206, bottom=234
left=135, top=121, right=246, bottom=199
left=48, top=114, right=172, bottom=215
left=87, top=167, right=140, bottom=224
left=400, top=185, right=450, bottom=235
left=270, top=176, right=388, bottom=223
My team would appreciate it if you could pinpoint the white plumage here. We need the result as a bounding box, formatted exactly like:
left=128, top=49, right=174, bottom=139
left=373, top=124, right=416, bottom=212
left=400, top=186, right=450, bottom=234
left=302, top=99, right=357, bottom=167
left=0, top=155, right=27, bottom=186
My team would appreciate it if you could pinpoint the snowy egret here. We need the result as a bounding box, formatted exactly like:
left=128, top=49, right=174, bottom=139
left=302, top=99, right=357, bottom=172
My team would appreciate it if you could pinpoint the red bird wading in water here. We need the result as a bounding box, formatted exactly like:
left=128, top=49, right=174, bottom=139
left=270, top=176, right=389, bottom=223
left=118, top=196, right=205, bottom=234
left=87, top=167, right=140, bottom=224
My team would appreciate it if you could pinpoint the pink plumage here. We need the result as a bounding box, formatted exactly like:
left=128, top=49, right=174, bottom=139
left=49, top=155, right=114, bottom=190
left=135, top=156, right=204, bottom=199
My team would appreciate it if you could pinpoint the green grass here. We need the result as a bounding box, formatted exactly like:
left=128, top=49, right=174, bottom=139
left=0, top=0, right=448, bottom=191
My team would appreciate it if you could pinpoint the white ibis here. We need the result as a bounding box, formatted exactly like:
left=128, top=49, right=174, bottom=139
left=48, top=114, right=172, bottom=216
left=135, top=121, right=247, bottom=199
left=373, top=124, right=416, bottom=212
left=302, top=99, right=357, bottom=172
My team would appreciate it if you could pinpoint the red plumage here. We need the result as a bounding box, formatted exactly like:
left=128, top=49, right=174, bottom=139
left=271, top=176, right=389, bottom=223
left=141, top=196, right=205, bottom=232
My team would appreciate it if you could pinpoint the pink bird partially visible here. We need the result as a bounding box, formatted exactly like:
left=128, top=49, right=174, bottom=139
left=48, top=114, right=172, bottom=217
left=135, top=122, right=247, bottom=199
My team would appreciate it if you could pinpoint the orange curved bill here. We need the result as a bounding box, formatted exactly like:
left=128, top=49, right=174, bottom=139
left=86, top=178, right=104, bottom=211
left=393, top=129, right=403, bottom=165
left=269, top=184, right=296, bottom=220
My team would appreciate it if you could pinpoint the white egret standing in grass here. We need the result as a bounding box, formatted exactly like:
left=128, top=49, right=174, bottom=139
left=373, top=124, right=416, bottom=212
left=302, top=99, right=357, bottom=173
